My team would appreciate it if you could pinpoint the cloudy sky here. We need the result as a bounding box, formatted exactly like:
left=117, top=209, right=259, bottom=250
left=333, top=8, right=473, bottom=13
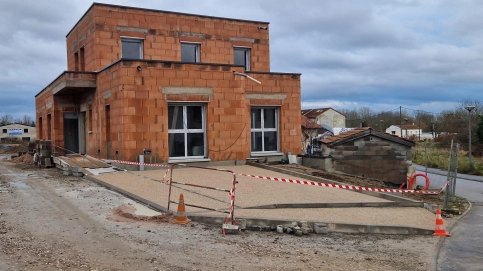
left=1, top=0, right=482, bottom=119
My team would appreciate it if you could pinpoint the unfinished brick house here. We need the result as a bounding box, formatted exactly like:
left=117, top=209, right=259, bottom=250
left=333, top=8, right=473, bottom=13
left=35, top=3, right=301, bottom=164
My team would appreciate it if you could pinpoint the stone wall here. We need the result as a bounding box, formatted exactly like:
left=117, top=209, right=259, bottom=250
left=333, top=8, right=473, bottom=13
left=330, top=136, right=412, bottom=184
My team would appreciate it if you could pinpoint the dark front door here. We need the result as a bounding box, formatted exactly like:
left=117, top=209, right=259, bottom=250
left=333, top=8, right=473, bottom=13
left=64, top=113, right=79, bottom=155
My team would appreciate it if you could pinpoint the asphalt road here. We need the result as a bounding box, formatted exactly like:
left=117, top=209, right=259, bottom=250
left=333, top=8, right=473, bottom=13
left=415, top=165, right=483, bottom=270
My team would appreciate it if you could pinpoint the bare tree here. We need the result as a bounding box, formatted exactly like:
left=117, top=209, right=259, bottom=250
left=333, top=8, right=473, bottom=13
left=0, top=114, right=14, bottom=126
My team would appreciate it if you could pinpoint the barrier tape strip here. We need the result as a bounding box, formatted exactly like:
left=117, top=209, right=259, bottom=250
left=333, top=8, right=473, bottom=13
left=237, top=173, right=444, bottom=194
left=103, top=159, right=171, bottom=168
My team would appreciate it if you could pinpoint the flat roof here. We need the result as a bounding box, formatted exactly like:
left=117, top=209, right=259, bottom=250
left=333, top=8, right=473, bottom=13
left=67, top=2, right=270, bottom=37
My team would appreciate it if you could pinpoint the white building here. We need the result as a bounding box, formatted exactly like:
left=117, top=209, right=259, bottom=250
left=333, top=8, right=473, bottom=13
left=0, top=123, right=36, bottom=142
left=385, top=124, right=421, bottom=139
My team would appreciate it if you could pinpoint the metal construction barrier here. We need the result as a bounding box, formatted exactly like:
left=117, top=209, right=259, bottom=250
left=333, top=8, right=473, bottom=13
left=167, top=164, right=238, bottom=232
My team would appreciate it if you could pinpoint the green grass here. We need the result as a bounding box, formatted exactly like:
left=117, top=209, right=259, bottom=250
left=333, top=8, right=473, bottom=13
left=412, top=143, right=483, bottom=176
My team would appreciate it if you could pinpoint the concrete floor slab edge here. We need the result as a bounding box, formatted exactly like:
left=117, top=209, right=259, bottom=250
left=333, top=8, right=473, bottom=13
left=247, top=162, right=421, bottom=203
left=431, top=201, right=473, bottom=271
left=188, top=215, right=434, bottom=235
left=243, top=201, right=424, bottom=209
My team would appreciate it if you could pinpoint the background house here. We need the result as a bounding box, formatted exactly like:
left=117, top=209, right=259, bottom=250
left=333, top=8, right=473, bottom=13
left=320, top=127, right=415, bottom=184
left=0, top=123, right=36, bottom=142
left=386, top=124, right=422, bottom=139
left=35, top=3, right=301, bottom=164
left=301, top=108, right=346, bottom=129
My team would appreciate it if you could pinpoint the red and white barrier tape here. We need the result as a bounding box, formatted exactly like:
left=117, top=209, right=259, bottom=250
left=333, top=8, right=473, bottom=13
left=103, top=159, right=171, bottom=168
left=237, top=173, right=445, bottom=194
left=223, top=173, right=237, bottom=236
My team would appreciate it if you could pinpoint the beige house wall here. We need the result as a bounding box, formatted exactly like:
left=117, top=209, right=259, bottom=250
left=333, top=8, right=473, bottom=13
left=315, top=109, right=345, bottom=128
left=0, top=124, right=37, bottom=142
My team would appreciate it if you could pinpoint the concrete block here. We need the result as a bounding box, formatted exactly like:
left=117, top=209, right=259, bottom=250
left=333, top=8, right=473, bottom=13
left=314, top=223, right=328, bottom=234
left=236, top=219, right=247, bottom=230
left=72, top=172, right=84, bottom=177
left=44, top=158, right=52, bottom=167
left=222, top=224, right=240, bottom=234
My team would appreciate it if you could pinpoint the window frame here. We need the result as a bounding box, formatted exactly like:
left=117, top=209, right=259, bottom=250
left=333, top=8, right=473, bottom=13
left=180, top=42, right=201, bottom=63
left=234, top=46, right=251, bottom=71
left=250, top=107, right=279, bottom=153
left=121, top=37, right=144, bottom=59
left=168, top=103, right=206, bottom=159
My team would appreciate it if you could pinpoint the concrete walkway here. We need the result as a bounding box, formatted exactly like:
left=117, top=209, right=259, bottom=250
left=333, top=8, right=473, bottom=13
left=90, top=165, right=436, bottom=233
left=417, top=164, right=483, bottom=270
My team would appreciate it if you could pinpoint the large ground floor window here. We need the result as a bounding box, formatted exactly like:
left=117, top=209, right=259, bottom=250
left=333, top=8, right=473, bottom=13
left=251, top=107, right=279, bottom=153
left=168, top=104, right=206, bottom=158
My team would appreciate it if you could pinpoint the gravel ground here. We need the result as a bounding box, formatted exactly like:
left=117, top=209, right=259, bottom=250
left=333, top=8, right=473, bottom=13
left=93, top=165, right=436, bottom=229
left=0, top=156, right=440, bottom=270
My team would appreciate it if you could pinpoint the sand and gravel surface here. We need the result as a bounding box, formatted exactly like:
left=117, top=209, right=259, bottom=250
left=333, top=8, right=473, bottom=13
left=93, top=165, right=436, bottom=230
left=0, top=156, right=440, bottom=270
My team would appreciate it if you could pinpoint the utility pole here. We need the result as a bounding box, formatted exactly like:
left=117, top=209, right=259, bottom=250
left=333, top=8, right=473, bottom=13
left=400, top=106, right=402, bottom=137
left=418, top=110, right=421, bottom=141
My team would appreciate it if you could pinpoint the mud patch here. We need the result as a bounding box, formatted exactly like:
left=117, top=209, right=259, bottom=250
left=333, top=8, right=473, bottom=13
left=108, top=204, right=175, bottom=224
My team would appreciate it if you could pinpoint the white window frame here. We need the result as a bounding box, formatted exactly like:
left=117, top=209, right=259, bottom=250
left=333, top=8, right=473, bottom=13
left=181, top=42, right=201, bottom=63
left=251, top=107, right=279, bottom=153
left=121, top=37, right=144, bottom=59
left=234, top=46, right=251, bottom=71
left=168, top=103, right=206, bottom=159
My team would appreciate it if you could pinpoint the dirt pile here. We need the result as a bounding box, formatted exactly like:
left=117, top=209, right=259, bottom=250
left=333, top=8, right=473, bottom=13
left=12, top=154, right=34, bottom=164
left=0, top=144, right=28, bottom=154
left=108, top=204, right=175, bottom=223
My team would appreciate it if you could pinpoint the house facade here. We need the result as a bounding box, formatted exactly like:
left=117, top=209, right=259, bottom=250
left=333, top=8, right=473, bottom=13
left=35, top=3, right=301, bottom=163
left=386, top=125, right=421, bottom=139
left=301, top=108, right=346, bottom=129
left=320, top=128, right=415, bottom=184
left=0, top=123, right=36, bottom=142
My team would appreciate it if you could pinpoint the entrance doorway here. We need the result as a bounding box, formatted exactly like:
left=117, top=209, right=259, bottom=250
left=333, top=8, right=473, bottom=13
left=63, top=112, right=79, bottom=155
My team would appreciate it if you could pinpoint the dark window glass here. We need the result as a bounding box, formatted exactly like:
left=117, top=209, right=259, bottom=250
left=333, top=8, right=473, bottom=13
left=169, top=133, right=185, bottom=157
left=264, top=131, right=278, bottom=151
left=122, top=39, right=142, bottom=59
left=264, top=108, right=276, bottom=128
left=234, top=48, right=250, bottom=71
left=168, top=106, right=184, bottom=130
left=251, top=132, right=263, bottom=152
left=251, top=109, right=261, bottom=129
left=181, top=43, right=199, bottom=62
left=187, top=106, right=202, bottom=129
left=187, top=133, right=204, bottom=156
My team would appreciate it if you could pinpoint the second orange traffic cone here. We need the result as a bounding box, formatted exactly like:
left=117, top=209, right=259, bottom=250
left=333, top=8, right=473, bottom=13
left=174, top=193, right=191, bottom=225
left=433, top=208, right=450, bottom=237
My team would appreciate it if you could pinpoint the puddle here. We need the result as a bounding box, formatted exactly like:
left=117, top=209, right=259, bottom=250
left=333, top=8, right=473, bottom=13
left=9, top=181, right=27, bottom=188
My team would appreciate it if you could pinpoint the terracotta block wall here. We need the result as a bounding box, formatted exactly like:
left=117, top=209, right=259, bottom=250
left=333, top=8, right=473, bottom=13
left=93, top=60, right=301, bottom=162
left=66, top=4, right=270, bottom=73
left=66, top=10, right=96, bottom=72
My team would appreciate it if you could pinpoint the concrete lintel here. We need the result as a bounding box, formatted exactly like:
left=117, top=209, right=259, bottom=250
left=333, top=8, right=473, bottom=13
left=162, top=86, right=213, bottom=95
left=245, top=93, right=287, bottom=100
left=230, top=37, right=255, bottom=43
left=117, top=26, right=148, bottom=34
left=179, top=32, right=206, bottom=39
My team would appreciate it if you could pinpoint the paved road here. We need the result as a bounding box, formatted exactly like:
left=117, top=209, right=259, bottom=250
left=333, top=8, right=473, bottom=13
left=415, top=165, right=483, bottom=270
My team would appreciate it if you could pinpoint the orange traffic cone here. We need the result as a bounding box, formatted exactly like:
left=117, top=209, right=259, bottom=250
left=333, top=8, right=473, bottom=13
left=433, top=208, right=450, bottom=237
left=174, top=193, right=191, bottom=225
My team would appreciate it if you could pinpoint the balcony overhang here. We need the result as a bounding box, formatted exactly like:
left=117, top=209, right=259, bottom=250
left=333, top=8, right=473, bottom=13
left=36, top=71, right=97, bottom=97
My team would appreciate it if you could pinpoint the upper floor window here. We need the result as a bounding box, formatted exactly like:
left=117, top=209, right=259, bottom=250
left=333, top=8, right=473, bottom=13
left=24, top=129, right=28, bottom=133
left=181, top=43, right=200, bottom=63
left=234, top=47, right=250, bottom=71
left=121, top=38, right=143, bottom=59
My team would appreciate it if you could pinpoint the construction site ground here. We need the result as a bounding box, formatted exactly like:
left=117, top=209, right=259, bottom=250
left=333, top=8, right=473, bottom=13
left=0, top=155, right=441, bottom=270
